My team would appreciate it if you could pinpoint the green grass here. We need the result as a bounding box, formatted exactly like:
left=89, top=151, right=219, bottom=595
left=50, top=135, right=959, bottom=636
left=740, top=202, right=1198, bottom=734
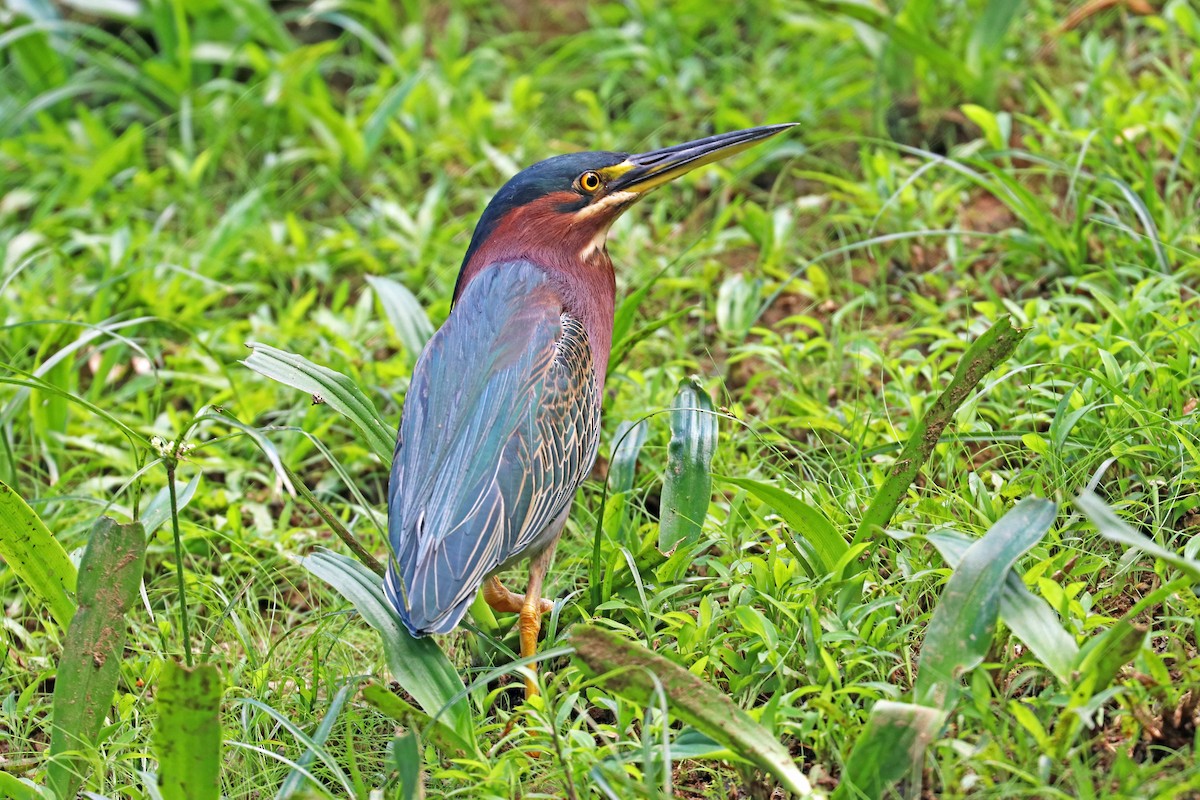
left=2, top=0, right=1200, bottom=797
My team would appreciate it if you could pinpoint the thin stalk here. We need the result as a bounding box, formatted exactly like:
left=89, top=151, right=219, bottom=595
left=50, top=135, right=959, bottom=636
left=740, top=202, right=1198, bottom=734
left=166, top=460, right=194, bottom=668
left=282, top=464, right=384, bottom=576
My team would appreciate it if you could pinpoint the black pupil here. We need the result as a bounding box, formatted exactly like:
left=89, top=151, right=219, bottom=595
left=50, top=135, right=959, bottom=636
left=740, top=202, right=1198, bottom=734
left=583, top=173, right=597, bottom=189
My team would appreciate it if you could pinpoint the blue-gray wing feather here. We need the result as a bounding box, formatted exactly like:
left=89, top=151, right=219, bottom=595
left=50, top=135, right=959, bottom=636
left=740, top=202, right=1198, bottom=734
left=384, top=261, right=600, bottom=635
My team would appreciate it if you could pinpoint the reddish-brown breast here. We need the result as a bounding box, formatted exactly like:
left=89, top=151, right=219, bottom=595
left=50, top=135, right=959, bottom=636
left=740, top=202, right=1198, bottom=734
left=454, top=191, right=618, bottom=381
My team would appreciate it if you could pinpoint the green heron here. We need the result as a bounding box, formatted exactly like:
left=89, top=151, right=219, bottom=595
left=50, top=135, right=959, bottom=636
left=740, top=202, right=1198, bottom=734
left=384, top=124, right=794, bottom=695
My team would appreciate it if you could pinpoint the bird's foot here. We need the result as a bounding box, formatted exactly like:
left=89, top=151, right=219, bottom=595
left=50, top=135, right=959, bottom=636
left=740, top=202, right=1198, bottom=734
left=483, top=577, right=553, bottom=615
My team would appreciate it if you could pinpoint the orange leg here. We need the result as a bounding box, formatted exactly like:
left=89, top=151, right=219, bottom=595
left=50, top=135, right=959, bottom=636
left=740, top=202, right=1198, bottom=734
left=518, top=541, right=558, bottom=698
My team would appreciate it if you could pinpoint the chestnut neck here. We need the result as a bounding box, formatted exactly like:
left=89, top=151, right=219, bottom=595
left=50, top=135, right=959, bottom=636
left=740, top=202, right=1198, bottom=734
left=453, top=192, right=617, bottom=381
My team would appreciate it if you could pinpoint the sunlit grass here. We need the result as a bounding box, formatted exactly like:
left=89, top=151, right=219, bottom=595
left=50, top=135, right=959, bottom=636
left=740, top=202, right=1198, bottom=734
left=2, top=0, right=1199, bottom=798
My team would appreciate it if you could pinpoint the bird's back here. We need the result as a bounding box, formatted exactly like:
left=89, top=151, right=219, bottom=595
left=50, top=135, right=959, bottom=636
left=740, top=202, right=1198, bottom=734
left=384, top=261, right=601, bottom=635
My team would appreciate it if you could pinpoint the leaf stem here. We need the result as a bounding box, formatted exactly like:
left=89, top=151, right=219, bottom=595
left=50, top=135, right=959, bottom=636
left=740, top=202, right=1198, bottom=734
left=166, top=459, right=194, bottom=668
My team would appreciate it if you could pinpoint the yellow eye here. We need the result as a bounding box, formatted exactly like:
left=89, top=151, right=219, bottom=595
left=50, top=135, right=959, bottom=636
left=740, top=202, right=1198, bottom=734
left=579, top=171, right=601, bottom=193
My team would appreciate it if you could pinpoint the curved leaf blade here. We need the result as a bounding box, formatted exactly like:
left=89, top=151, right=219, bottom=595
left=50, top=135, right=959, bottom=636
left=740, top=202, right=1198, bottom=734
left=915, top=497, right=1057, bottom=709
left=718, top=476, right=847, bottom=577
left=572, top=625, right=813, bottom=797
left=242, top=342, right=394, bottom=462
left=0, top=478, right=77, bottom=628
left=299, top=549, right=477, bottom=753
left=366, top=275, right=434, bottom=359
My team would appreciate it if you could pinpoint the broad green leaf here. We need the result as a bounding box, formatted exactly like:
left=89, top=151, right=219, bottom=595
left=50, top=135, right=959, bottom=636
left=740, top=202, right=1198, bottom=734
left=835, top=701, right=946, bottom=800
left=658, top=378, right=717, bottom=556
left=242, top=342, right=394, bottom=462
left=1073, top=617, right=1146, bottom=707
left=717, top=476, right=847, bottom=577
left=156, top=662, right=222, bottom=800
left=1075, top=490, right=1200, bottom=581
left=0, top=478, right=77, bottom=628
left=854, top=316, right=1027, bottom=544
left=366, top=274, right=434, bottom=359
left=299, top=549, right=477, bottom=753
left=571, top=625, right=812, bottom=797
left=0, top=771, right=54, bottom=800
left=926, top=528, right=1077, bottom=684
left=48, top=517, right=147, bottom=800
left=915, top=498, right=1057, bottom=709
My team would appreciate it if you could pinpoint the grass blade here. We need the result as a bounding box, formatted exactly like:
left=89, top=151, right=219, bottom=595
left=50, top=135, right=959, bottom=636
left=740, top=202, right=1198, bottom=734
left=155, top=662, right=223, bottom=800
left=717, top=476, right=847, bottom=577
left=853, top=316, right=1027, bottom=544
left=1075, top=490, right=1200, bottom=581
left=141, top=474, right=200, bottom=536
left=658, top=377, right=717, bottom=556
left=275, top=682, right=353, bottom=800
left=48, top=517, right=146, bottom=800
left=0, top=478, right=77, bottom=628
left=915, top=498, right=1057, bottom=709
left=366, top=275, right=434, bottom=360
left=571, top=625, right=813, bottom=797
left=363, top=72, right=422, bottom=159
left=242, top=342, right=394, bottom=462
left=393, top=730, right=422, bottom=800
left=299, top=549, right=477, bottom=754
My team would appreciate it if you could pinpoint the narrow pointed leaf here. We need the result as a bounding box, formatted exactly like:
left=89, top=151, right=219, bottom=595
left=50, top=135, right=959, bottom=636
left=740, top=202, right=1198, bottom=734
left=915, top=498, right=1057, bottom=709
left=48, top=517, right=146, bottom=800
left=363, top=72, right=422, bottom=158
left=156, top=662, right=222, bottom=800
left=299, top=549, right=477, bottom=753
left=141, top=474, right=201, bottom=536
left=1075, top=490, right=1200, bottom=581
left=571, top=625, right=812, bottom=797
left=276, top=683, right=353, bottom=800
left=0, top=478, right=77, bottom=628
left=242, top=342, right=394, bottom=462
left=854, top=316, right=1027, bottom=543
left=658, top=378, right=718, bottom=556
left=609, top=419, right=649, bottom=495
left=718, top=476, right=847, bottom=577
left=366, top=275, right=434, bottom=359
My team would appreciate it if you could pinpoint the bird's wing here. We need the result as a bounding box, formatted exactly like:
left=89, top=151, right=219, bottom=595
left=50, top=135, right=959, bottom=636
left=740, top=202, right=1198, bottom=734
left=384, top=261, right=600, bottom=635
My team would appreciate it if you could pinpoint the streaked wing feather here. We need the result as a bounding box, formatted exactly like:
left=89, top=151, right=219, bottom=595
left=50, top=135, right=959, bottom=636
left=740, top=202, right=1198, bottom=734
left=385, top=261, right=600, bottom=635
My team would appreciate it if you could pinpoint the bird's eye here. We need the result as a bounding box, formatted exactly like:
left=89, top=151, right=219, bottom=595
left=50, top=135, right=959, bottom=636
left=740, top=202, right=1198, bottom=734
left=578, top=171, right=602, bottom=193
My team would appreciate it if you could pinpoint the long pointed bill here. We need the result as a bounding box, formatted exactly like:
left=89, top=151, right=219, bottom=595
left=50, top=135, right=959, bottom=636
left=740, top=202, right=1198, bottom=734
left=605, top=123, right=796, bottom=195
